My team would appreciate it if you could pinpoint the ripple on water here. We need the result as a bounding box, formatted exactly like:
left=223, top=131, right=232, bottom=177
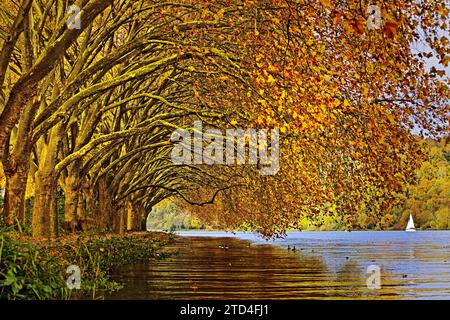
left=107, top=231, right=450, bottom=300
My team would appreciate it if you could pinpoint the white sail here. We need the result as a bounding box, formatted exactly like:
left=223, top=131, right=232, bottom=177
left=406, top=214, right=416, bottom=232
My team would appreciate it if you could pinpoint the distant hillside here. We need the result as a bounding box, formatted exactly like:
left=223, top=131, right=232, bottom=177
left=391, top=138, right=449, bottom=230
left=146, top=200, right=206, bottom=231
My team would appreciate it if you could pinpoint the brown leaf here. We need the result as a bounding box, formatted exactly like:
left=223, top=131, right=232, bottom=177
left=383, top=21, right=398, bottom=38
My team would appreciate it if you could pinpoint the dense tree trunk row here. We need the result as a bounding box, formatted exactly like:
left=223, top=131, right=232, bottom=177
left=0, top=0, right=259, bottom=238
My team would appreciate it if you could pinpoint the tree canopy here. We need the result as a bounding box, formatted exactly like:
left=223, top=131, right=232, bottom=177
left=0, top=0, right=448, bottom=238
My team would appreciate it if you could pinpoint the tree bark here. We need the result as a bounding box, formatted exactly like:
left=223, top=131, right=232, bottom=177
left=113, top=203, right=126, bottom=235
left=127, top=201, right=142, bottom=231
left=2, top=100, right=36, bottom=227
left=139, top=207, right=148, bottom=231
left=3, top=161, right=29, bottom=227
left=32, top=171, right=58, bottom=238
left=98, top=176, right=113, bottom=230
left=77, top=194, right=87, bottom=230
left=84, top=181, right=97, bottom=229
left=63, top=163, right=80, bottom=232
left=32, top=124, right=61, bottom=238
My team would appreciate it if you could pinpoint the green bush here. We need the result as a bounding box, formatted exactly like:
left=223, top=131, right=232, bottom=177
left=49, top=235, right=167, bottom=297
left=0, top=225, right=173, bottom=300
left=0, top=227, right=69, bottom=300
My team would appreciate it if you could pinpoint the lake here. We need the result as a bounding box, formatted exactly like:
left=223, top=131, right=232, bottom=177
left=107, top=231, right=450, bottom=300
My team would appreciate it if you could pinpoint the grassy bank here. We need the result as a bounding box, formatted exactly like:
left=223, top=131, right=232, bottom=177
left=0, top=226, right=175, bottom=300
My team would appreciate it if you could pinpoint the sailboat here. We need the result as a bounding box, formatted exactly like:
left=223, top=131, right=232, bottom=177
left=405, top=214, right=416, bottom=232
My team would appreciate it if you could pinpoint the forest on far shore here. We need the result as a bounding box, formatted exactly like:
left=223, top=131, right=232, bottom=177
left=146, top=138, right=449, bottom=232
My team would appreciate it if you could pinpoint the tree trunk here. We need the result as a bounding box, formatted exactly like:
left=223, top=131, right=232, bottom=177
left=63, top=163, right=81, bottom=233
left=119, top=206, right=126, bottom=235
left=126, top=201, right=136, bottom=231
left=138, top=207, right=146, bottom=231
left=84, top=183, right=97, bottom=229
left=77, top=194, right=87, bottom=230
left=32, top=172, right=58, bottom=238
left=113, top=203, right=126, bottom=235
left=98, top=177, right=113, bottom=230
left=32, top=124, right=61, bottom=238
left=3, top=160, right=29, bottom=227
left=140, top=207, right=149, bottom=231
left=2, top=109, right=34, bottom=228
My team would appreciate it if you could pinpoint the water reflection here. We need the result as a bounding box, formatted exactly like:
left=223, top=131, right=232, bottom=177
left=107, top=231, right=450, bottom=300
left=109, top=237, right=330, bottom=299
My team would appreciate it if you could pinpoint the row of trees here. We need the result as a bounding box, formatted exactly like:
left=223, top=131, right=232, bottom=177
left=0, top=0, right=448, bottom=238
left=0, top=0, right=260, bottom=237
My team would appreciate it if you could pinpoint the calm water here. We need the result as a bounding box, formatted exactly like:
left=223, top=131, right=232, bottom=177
left=107, top=231, right=450, bottom=300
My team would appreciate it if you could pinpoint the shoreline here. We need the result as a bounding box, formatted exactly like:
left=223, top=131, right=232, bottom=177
left=0, top=229, right=176, bottom=300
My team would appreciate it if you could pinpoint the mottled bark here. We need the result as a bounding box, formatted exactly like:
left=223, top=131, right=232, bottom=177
left=113, top=204, right=126, bottom=235
left=32, top=124, right=61, bottom=238
left=3, top=162, right=28, bottom=226
left=63, top=163, right=81, bottom=232
left=77, top=195, right=87, bottom=229
left=32, top=172, right=58, bottom=238
left=84, top=184, right=97, bottom=223
left=2, top=116, right=34, bottom=227
left=126, top=201, right=143, bottom=231
left=98, top=177, right=113, bottom=230
left=126, top=202, right=134, bottom=231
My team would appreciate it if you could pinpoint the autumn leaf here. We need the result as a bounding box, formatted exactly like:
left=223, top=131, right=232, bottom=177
left=319, top=0, right=332, bottom=8
left=333, top=11, right=344, bottom=26
left=352, top=19, right=366, bottom=34
left=383, top=21, right=398, bottom=38
left=267, top=74, right=276, bottom=84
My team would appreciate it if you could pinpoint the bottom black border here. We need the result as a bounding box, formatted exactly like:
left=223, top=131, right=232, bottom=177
left=0, top=300, right=445, bottom=319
